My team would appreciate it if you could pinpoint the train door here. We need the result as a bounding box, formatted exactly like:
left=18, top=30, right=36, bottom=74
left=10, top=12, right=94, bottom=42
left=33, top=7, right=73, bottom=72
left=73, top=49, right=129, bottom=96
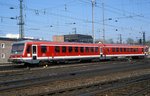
left=100, top=47, right=103, bottom=58
left=32, top=45, right=37, bottom=60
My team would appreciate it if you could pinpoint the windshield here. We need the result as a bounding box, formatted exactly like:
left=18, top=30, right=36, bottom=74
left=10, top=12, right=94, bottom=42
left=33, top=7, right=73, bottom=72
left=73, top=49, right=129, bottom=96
left=11, top=43, right=24, bottom=54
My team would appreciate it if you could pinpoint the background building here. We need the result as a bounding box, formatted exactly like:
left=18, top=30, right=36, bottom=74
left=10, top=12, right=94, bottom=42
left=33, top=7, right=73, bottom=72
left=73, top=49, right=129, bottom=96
left=0, top=37, right=18, bottom=64
left=53, top=34, right=93, bottom=43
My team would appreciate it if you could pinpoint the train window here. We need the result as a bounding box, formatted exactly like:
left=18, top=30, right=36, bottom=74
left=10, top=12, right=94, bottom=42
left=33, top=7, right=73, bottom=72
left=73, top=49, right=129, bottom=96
left=62, top=46, right=66, bottom=53
left=90, top=47, right=94, bottom=52
left=134, top=48, right=136, bottom=52
left=124, top=48, right=126, bottom=52
left=75, top=47, right=78, bottom=52
left=116, top=48, right=119, bottom=52
left=26, top=45, right=31, bottom=53
left=41, top=46, right=47, bottom=53
left=55, top=46, right=60, bottom=53
left=120, top=48, right=122, bottom=52
left=112, top=48, right=115, bottom=52
left=85, top=47, right=89, bottom=52
left=127, top=48, right=129, bottom=52
left=68, top=47, right=72, bottom=53
left=95, top=47, right=98, bottom=52
left=80, top=47, right=84, bottom=53
left=128, top=48, right=131, bottom=52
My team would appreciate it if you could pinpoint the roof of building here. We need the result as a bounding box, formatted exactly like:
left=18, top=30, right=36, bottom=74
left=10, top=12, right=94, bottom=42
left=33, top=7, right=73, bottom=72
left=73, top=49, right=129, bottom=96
left=0, top=37, right=40, bottom=41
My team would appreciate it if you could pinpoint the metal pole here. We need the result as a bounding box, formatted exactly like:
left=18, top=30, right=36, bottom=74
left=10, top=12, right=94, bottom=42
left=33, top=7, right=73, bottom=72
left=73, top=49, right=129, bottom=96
left=102, top=3, right=105, bottom=43
left=92, top=0, right=95, bottom=43
left=19, top=0, right=24, bottom=39
left=119, top=34, right=122, bottom=44
left=143, top=32, right=145, bottom=45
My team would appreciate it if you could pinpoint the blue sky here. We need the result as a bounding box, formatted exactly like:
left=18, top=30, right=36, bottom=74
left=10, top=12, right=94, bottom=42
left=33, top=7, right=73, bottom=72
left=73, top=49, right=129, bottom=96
left=0, top=0, right=150, bottom=43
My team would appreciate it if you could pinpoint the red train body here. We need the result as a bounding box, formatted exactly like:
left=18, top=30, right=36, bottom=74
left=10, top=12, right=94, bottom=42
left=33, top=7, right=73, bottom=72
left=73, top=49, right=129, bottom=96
left=9, top=40, right=148, bottom=64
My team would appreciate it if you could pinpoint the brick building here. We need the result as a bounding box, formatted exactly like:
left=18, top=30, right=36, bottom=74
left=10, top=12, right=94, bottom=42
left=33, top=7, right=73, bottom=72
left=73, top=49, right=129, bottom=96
left=53, top=34, right=93, bottom=43
left=0, top=37, right=18, bottom=64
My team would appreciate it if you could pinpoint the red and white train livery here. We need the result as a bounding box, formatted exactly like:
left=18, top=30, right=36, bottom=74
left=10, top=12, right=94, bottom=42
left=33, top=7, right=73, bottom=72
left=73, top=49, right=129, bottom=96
left=9, top=40, right=148, bottom=64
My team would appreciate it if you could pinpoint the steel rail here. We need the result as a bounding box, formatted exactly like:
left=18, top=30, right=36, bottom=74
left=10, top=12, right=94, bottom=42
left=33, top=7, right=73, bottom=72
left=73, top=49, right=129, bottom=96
left=0, top=61, right=149, bottom=93
left=31, top=74, right=150, bottom=96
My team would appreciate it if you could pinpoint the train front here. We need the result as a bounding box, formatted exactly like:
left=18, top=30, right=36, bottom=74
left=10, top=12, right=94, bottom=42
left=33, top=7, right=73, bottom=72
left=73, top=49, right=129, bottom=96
left=8, top=42, right=25, bottom=64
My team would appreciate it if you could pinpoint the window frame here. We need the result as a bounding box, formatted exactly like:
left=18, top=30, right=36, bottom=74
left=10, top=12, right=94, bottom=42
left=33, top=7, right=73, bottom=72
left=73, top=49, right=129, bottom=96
left=75, top=47, right=78, bottom=52
left=1, top=43, right=5, bottom=48
left=68, top=46, right=73, bottom=53
left=62, top=46, right=66, bottom=53
left=41, top=46, right=47, bottom=53
left=80, top=47, right=84, bottom=53
left=1, top=53, right=5, bottom=59
left=55, top=46, right=60, bottom=53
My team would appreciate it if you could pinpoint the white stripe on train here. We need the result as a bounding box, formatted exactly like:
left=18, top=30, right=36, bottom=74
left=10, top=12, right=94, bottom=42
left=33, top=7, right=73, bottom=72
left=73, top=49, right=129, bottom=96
left=11, top=54, right=145, bottom=60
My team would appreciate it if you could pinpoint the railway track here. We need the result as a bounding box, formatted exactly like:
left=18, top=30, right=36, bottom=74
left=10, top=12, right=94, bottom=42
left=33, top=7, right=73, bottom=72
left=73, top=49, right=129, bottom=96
left=0, top=59, right=150, bottom=96
left=33, top=74, right=150, bottom=96
left=0, top=58, right=149, bottom=83
left=0, top=58, right=147, bottom=75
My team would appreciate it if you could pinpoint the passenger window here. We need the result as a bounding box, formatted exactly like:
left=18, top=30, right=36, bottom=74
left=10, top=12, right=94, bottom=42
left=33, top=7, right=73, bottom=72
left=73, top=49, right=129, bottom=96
left=112, top=48, right=115, bottom=52
left=120, top=48, right=122, bottom=52
left=75, top=47, right=78, bottom=52
left=90, top=47, right=94, bottom=52
left=62, top=46, right=66, bottom=53
left=124, top=48, right=126, bottom=52
left=26, top=45, right=31, bottom=53
left=68, top=47, right=72, bottom=53
left=116, top=48, right=119, bottom=52
left=55, top=46, right=60, bottom=53
left=80, top=47, right=84, bottom=53
left=95, top=47, right=98, bottom=52
left=41, top=46, right=47, bottom=53
left=85, top=47, right=89, bottom=52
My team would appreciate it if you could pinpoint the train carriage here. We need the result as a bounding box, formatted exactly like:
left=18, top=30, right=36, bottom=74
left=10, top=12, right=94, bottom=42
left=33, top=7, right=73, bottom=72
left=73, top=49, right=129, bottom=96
left=9, top=40, right=148, bottom=65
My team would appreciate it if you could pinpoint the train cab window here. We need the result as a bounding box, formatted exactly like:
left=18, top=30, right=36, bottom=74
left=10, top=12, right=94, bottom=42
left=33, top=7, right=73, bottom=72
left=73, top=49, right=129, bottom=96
left=41, top=46, right=47, bottom=53
left=85, top=47, right=89, bottom=52
left=75, top=47, right=78, bottom=52
left=26, top=45, right=31, bottom=53
left=90, top=47, right=94, bottom=52
left=80, top=47, right=84, bottom=53
left=55, top=46, right=60, bottom=53
left=62, top=46, right=66, bottom=53
left=68, top=47, right=73, bottom=53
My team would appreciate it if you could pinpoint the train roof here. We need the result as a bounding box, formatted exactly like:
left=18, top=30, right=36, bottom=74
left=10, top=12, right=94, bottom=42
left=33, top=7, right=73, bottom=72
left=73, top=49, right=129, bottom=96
left=13, top=40, right=103, bottom=46
left=12, top=40, right=145, bottom=48
left=104, top=43, right=145, bottom=48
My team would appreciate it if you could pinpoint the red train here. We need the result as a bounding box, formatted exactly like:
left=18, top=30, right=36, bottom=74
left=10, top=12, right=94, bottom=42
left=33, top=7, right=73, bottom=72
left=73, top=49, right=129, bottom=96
left=9, top=40, right=149, bottom=65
